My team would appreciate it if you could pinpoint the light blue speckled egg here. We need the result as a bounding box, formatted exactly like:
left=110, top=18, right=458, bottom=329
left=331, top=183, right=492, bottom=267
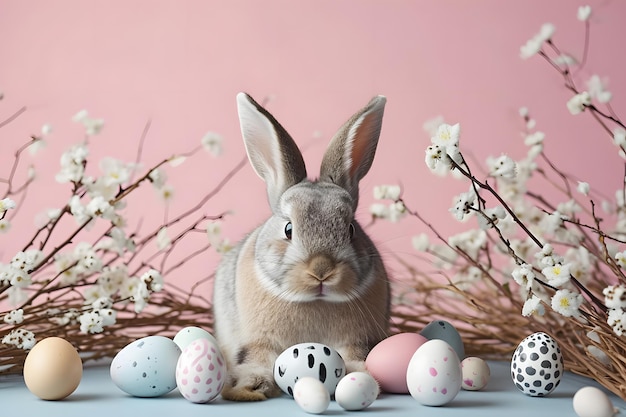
left=110, top=335, right=181, bottom=397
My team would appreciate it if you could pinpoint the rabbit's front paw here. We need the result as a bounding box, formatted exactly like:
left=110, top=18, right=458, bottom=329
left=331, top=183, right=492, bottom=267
left=221, top=367, right=282, bottom=401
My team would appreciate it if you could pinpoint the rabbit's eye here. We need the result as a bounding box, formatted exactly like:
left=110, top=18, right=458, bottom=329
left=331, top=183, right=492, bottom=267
left=284, top=222, right=293, bottom=240
left=349, top=223, right=355, bottom=239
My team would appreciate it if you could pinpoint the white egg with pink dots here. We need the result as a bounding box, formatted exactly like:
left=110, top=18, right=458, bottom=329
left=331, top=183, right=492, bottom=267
left=406, top=339, right=462, bottom=406
left=335, top=372, right=380, bottom=411
left=175, top=338, right=226, bottom=403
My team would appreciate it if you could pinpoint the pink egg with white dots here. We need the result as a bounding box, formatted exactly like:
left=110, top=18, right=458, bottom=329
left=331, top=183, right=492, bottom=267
left=175, top=338, right=226, bottom=403
left=335, top=372, right=379, bottom=411
left=406, top=339, right=462, bottom=406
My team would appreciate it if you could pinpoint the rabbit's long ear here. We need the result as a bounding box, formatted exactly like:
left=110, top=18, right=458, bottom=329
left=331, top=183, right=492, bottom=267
left=237, top=92, right=307, bottom=211
left=320, top=95, right=386, bottom=209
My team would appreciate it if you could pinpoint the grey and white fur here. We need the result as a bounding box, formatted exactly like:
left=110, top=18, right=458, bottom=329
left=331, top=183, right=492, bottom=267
left=212, top=92, right=390, bottom=401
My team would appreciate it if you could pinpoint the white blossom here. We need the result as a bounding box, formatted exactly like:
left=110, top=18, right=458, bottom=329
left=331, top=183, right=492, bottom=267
left=140, top=269, right=163, bottom=292
left=551, top=289, right=583, bottom=317
left=99, top=157, right=132, bottom=187
left=3, top=309, right=24, bottom=324
left=156, top=183, right=175, bottom=202
left=449, top=187, right=477, bottom=221
left=520, top=23, right=555, bottom=60
left=432, top=123, right=460, bottom=148
left=168, top=155, right=187, bottom=167
left=577, top=181, right=590, bottom=196
left=477, top=206, right=507, bottom=230
left=97, top=308, right=117, bottom=327
left=603, top=285, right=626, bottom=309
left=586, top=75, right=612, bottom=103
left=148, top=168, right=167, bottom=189
left=28, top=138, right=47, bottom=156
left=566, top=91, right=591, bottom=115
left=156, top=226, right=171, bottom=250
left=73, top=242, right=102, bottom=274
left=412, top=233, right=430, bottom=252
left=616, top=250, right=626, bottom=268
left=97, top=265, right=129, bottom=295
left=201, top=131, right=223, bottom=157
left=608, top=308, right=626, bottom=336
left=0, top=219, right=11, bottom=233
left=86, top=195, right=115, bottom=219
left=448, top=229, right=486, bottom=260
left=2, top=328, right=36, bottom=350
left=487, top=154, right=516, bottom=179
left=387, top=201, right=407, bottom=223
left=512, top=263, right=536, bottom=290
left=425, top=144, right=452, bottom=172
left=373, top=184, right=402, bottom=201
left=577, top=5, right=592, bottom=21
left=56, top=143, right=88, bottom=183
left=73, top=110, right=104, bottom=136
left=542, top=262, right=571, bottom=287
left=79, top=311, right=104, bottom=334
left=524, top=131, right=545, bottom=147
left=522, top=295, right=545, bottom=317
left=0, top=198, right=16, bottom=214
left=369, top=203, right=389, bottom=220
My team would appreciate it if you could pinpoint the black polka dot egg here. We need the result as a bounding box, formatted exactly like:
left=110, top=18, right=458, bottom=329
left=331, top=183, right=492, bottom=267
left=273, top=342, right=346, bottom=397
left=510, top=332, right=563, bottom=397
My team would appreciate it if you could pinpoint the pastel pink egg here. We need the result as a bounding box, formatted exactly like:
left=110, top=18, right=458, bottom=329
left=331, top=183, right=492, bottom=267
left=365, top=333, right=428, bottom=393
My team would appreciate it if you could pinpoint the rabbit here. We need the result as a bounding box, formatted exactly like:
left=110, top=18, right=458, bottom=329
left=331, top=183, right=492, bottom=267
left=212, top=92, right=390, bottom=401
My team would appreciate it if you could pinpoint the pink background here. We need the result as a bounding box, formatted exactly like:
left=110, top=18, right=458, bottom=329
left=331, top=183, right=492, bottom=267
left=1, top=1, right=624, bottom=299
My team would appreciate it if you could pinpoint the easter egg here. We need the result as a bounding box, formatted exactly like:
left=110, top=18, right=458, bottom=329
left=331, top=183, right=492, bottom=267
left=573, top=386, right=617, bottom=417
left=23, top=337, right=83, bottom=400
left=510, top=332, right=563, bottom=397
left=293, top=377, right=330, bottom=414
left=420, top=320, right=465, bottom=360
left=406, top=339, right=462, bottom=406
left=335, top=372, right=379, bottom=411
left=365, top=332, right=428, bottom=393
left=461, top=357, right=490, bottom=390
left=273, top=342, right=346, bottom=396
left=110, top=335, right=181, bottom=397
left=176, top=338, right=226, bottom=403
left=173, top=326, right=218, bottom=351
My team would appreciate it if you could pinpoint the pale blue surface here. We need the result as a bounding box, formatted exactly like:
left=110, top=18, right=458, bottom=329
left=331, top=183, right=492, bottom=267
left=2, top=361, right=624, bottom=416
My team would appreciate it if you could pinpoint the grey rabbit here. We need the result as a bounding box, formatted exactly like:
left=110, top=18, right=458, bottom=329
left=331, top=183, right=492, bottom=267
left=212, top=92, right=390, bottom=401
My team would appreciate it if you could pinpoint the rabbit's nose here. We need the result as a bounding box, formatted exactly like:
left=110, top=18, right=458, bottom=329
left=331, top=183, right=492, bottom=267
left=307, top=254, right=335, bottom=282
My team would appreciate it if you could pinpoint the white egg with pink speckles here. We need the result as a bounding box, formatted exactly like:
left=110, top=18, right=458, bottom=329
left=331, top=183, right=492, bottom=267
left=175, top=338, right=226, bottom=403
left=335, top=372, right=379, bottom=411
left=406, top=339, right=462, bottom=406
left=461, top=357, right=490, bottom=390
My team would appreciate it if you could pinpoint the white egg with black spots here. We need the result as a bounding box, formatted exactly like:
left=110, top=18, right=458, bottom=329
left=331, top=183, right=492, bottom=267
left=511, top=332, right=563, bottom=397
left=293, top=377, right=330, bottom=414
left=173, top=326, right=218, bottom=351
left=420, top=320, right=465, bottom=360
left=335, top=372, right=379, bottom=411
left=110, top=335, right=181, bottom=397
left=273, top=342, right=346, bottom=396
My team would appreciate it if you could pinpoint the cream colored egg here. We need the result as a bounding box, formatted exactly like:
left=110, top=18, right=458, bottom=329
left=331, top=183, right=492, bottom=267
left=573, top=386, right=617, bottom=417
left=24, top=337, right=83, bottom=400
left=461, top=357, right=490, bottom=390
